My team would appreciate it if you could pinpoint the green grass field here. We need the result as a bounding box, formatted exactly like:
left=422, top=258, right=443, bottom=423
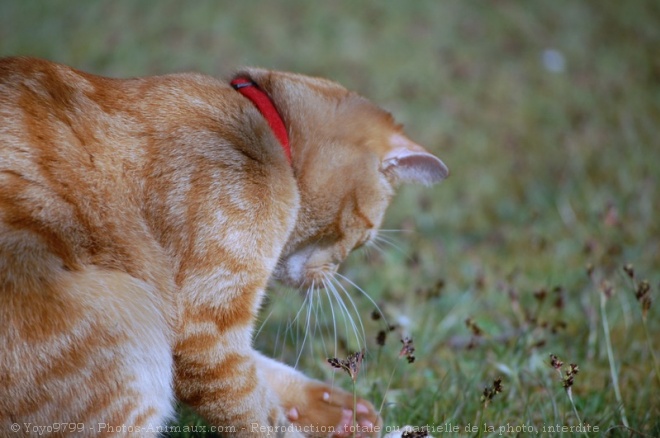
left=2, top=1, right=658, bottom=436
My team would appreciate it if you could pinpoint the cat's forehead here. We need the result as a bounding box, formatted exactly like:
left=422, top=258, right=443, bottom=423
left=340, top=102, right=403, bottom=156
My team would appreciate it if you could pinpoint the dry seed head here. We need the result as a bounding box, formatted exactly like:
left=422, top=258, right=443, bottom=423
left=563, top=375, right=574, bottom=389
left=563, top=363, right=580, bottom=389
left=327, top=358, right=345, bottom=371
left=402, top=426, right=430, bottom=438
left=641, top=295, right=652, bottom=317
left=549, top=356, right=580, bottom=390
left=636, top=280, right=650, bottom=300
left=623, top=263, right=635, bottom=279
left=376, top=330, right=387, bottom=347
left=481, top=377, right=504, bottom=407
left=346, top=350, right=364, bottom=382
left=586, top=263, right=594, bottom=278
left=493, top=376, right=503, bottom=394
left=551, top=321, right=567, bottom=334
left=465, top=317, right=483, bottom=337
left=327, top=350, right=365, bottom=382
left=532, top=339, right=547, bottom=349
left=550, top=354, right=564, bottom=370
left=400, top=337, right=416, bottom=363
left=534, top=288, right=548, bottom=302
left=553, top=286, right=565, bottom=309
left=634, top=280, right=652, bottom=317
left=419, top=279, right=445, bottom=299
left=599, top=280, right=614, bottom=299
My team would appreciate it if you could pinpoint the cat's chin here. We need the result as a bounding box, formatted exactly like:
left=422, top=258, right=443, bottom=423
left=272, top=262, right=339, bottom=291
left=273, top=271, right=335, bottom=291
left=275, top=246, right=342, bottom=291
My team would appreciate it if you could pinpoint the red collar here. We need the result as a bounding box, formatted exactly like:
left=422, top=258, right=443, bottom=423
left=231, top=78, right=292, bottom=164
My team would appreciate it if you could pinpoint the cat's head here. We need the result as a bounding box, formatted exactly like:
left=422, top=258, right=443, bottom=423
left=234, top=69, right=448, bottom=289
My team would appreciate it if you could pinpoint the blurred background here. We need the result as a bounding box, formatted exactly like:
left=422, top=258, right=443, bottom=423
left=2, top=0, right=658, bottom=434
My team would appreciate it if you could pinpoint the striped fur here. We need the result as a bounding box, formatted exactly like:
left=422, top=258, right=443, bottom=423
left=0, top=57, right=447, bottom=437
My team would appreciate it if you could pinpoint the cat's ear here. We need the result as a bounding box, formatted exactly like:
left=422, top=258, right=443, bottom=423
left=381, top=134, right=449, bottom=185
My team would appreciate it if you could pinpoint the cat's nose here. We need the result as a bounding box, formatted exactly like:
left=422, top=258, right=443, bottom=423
left=309, top=262, right=338, bottom=277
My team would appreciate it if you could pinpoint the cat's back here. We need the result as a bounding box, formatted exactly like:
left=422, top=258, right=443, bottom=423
left=0, top=57, right=296, bottom=290
left=0, top=56, right=230, bottom=162
left=0, top=57, right=140, bottom=191
left=0, top=58, right=227, bottom=287
left=0, top=58, right=149, bottom=280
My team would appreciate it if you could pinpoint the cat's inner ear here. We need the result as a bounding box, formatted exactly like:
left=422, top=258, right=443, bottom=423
left=381, top=133, right=449, bottom=185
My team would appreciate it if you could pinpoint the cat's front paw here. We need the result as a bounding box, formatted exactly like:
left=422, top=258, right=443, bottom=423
left=283, top=382, right=381, bottom=437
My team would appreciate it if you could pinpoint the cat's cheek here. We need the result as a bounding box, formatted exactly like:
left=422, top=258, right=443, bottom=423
left=272, top=257, right=303, bottom=288
left=279, top=254, right=341, bottom=290
left=283, top=250, right=309, bottom=285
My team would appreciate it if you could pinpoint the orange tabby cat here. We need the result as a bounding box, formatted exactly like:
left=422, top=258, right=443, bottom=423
left=0, top=57, right=448, bottom=437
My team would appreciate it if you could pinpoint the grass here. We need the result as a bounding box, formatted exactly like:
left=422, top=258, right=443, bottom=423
left=2, top=1, right=658, bottom=436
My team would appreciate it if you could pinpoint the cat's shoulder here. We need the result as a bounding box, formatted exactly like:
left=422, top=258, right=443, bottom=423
left=0, top=56, right=227, bottom=98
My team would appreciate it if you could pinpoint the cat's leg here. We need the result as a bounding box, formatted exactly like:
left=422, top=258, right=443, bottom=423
left=169, top=238, right=377, bottom=436
left=174, top=289, right=299, bottom=437
left=1, top=267, right=175, bottom=437
left=256, top=354, right=381, bottom=438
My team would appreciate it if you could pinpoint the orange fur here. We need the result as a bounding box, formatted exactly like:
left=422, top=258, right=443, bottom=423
left=0, top=57, right=448, bottom=437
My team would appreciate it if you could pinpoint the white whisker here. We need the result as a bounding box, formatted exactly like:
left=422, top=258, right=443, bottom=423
left=334, top=272, right=389, bottom=326
left=255, top=305, right=276, bottom=339
left=257, top=287, right=293, bottom=360
left=289, top=283, right=311, bottom=330
left=323, top=272, right=362, bottom=351
left=320, top=278, right=339, bottom=358
left=294, top=281, right=315, bottom=368
left=312, top=283, right=324, bottom=350
left=322, top=275, right=351, bottom=346
left=373, top=233, right=406, bottom=255
left=327, top=274, right=366, bottom=350
left=365, top=238, right=388, bottom=256
left=362, top=242, right=374, bottom=261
